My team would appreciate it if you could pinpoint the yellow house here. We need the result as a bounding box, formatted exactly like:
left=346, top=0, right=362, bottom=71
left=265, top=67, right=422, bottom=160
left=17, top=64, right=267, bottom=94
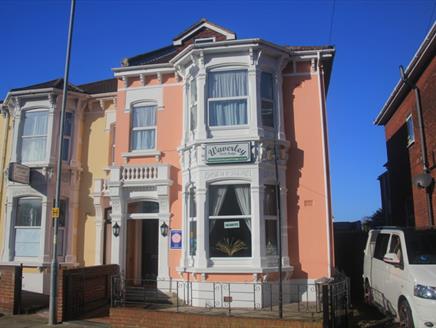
left=0, top=78, right=117, bottom=293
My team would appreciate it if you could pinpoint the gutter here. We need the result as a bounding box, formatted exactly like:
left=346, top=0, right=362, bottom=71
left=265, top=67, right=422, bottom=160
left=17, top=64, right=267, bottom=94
left=374, top=22, right=436, bottom=125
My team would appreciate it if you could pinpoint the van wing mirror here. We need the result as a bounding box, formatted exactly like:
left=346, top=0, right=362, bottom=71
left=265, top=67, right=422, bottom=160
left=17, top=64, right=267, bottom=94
left=383, top=252, right=400, bottom=264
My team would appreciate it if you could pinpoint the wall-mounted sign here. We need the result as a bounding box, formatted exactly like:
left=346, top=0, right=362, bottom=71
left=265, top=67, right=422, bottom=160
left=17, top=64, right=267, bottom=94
left=8, top=162, right=30, bottom=184
left=170, top=230, right=182, bottom=249
left=206, top=142, right=251, bottom=164
left=224, top=221, right=240, bottom=229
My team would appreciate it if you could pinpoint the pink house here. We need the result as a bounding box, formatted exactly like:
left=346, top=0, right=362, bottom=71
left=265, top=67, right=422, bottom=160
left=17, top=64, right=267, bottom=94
left=91, top=19, right=335, bottom=305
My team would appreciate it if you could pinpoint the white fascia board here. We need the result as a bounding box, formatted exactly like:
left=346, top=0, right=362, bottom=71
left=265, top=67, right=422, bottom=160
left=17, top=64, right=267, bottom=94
left=88, top=92, right=117, bottom=99
left=374, top=22, right=435, bottom=125
left=113, top=67, right=175, bottom=78
left=173, top=22, right=236, bottom=46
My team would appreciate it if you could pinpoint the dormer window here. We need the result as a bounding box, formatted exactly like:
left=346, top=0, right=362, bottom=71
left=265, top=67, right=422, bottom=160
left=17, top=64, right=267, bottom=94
left=207, top=70, right=248, bottom=127
left=194, top=37, right=215, bottom=44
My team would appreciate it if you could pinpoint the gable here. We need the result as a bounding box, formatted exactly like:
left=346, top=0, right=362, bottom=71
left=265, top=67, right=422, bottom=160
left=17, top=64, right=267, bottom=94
left=173, top=20, right=236, bottom=46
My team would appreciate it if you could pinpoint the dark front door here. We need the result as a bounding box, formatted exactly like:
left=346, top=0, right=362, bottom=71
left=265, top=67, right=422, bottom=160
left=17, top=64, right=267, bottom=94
left=142, top=220, right=159, bottom=280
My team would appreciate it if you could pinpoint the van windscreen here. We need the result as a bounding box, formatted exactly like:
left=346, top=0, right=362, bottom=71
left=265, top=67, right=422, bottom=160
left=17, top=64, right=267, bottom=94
left=404, top=230, right=436, bottom=265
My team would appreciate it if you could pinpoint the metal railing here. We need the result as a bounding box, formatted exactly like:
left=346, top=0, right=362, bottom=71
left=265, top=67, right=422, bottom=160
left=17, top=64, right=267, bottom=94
left=111, top=276, right=329, bottom=319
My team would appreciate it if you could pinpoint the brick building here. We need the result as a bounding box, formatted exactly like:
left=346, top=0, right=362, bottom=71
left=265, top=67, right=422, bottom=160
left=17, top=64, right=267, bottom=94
left=375, top=23, right=435, bottom=228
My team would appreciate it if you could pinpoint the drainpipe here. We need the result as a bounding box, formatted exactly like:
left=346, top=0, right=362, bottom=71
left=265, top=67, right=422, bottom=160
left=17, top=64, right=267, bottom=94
left=0, top=104, right=10, bottom=207
left=400, top=66, right=434, bottom=227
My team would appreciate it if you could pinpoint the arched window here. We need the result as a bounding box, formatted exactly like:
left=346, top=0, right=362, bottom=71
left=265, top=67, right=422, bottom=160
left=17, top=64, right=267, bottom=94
left=130, top=104, right=156, bottom=150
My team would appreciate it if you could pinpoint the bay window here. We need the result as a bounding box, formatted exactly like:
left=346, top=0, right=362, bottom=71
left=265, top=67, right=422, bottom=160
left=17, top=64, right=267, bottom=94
left=131, top=105, right=156, bottom=150
left=261, top=72, right=274, bottom=128
left=264, top=185, right=278, bottom=256
left=189, top=79, right=197, bottom=132
left=14, top=198, right=42, bottom=257
left=208, top=184, right=251, bottom=257
left=189, top=189, right=197, bottom=256
left=207, top=70, right=248, bottom=127
left=57, top=199, right=68, bottom=256
left=20, top=110, right=48, bottom=162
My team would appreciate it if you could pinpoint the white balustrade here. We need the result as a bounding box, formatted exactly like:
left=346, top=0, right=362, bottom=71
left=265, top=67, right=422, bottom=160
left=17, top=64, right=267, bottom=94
left=108, top=164, right=169, bottom=183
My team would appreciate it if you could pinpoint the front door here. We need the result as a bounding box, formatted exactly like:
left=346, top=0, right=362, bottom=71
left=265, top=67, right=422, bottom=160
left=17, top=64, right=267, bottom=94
left=142, top=220, right=159, bottom=280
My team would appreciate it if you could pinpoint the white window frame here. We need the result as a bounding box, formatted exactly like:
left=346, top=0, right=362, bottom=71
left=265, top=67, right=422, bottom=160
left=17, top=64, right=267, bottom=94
left=62, top=112, right=74, bottom=162
left=57, top=198, right=68, bottom=258
left=13, top=197, right=42, bottom=259
left=207, top=183, right=252, bottom=259
left=406, top=114, right=415, bottom=146
left=261, top=71, right=275, bottom=129
left=130, top=103, right=157, bottom=152
left=207, top=68, right=249, bottom=129
left=189, top=78, right=197, bottom=133
left=264, top=184, right=278, bottom=256
left=19, top=109, right=49, bottom=164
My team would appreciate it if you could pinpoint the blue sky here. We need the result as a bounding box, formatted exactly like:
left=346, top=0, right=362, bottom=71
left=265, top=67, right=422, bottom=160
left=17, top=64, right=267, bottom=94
left=1, top=0, right=435, bottom=221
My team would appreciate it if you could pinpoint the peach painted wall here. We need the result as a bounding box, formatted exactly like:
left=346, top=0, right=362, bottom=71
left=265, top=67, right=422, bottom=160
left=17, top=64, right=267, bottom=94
left=115, top=75, right=183, bottom=279
left=283, top=63, right=332, bottom=279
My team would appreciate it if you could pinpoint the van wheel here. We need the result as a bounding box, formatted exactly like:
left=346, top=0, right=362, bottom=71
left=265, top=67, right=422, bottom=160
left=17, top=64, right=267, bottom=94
left=364, top=280, right=373, bottom=304
left=398, top=299, right=414, bottom=328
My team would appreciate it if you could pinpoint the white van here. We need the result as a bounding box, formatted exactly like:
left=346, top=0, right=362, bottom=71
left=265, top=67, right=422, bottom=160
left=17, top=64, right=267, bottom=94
left=363, top=227, right=436, bottom=327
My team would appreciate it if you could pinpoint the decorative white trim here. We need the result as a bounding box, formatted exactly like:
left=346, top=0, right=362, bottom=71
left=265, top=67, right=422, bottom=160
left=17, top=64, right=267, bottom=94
left=121, top=150, right=161, bottom=158
left=173, top=21, right=236, bottom=46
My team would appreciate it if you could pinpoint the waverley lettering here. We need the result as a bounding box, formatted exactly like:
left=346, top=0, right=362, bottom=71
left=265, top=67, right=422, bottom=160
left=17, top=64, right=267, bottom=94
left=206, top=142, right=251, bottom=164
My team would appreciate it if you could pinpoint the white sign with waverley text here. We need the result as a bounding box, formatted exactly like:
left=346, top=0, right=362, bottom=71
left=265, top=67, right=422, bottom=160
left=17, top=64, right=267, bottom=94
left=206, top=142, right=251, bottom=164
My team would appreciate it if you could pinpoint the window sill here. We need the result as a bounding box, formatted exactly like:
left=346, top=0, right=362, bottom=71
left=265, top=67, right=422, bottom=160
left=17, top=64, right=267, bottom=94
left=208, top=125, right=250, bottom=131
left=121, top=150, right=161, bottom=158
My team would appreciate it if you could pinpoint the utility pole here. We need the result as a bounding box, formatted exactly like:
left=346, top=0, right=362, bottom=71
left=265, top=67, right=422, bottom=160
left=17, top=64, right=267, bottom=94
left=49, top=0, right=76, bottom=324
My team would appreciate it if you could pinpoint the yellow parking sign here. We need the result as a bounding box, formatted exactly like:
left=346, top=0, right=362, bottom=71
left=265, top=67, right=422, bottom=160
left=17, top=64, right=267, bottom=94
left=52, top=207, right=60, bottom=219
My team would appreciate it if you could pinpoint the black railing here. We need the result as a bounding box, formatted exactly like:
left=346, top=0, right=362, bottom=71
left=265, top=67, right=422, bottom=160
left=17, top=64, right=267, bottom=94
left=110, top=275, right=351, bottom=324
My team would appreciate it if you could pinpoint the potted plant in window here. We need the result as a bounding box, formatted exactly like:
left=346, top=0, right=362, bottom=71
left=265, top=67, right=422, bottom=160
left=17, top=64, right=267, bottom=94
left=216, top=238, right=247, bottom=256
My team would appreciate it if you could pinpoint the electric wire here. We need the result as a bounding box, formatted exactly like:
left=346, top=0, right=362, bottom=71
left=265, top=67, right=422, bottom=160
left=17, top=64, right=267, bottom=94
left=328, top=0, right=336, bottom=44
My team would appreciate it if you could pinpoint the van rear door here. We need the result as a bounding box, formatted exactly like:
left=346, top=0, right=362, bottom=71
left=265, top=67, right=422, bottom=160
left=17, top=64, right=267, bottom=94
left=371, top=232, right=391, bottom=308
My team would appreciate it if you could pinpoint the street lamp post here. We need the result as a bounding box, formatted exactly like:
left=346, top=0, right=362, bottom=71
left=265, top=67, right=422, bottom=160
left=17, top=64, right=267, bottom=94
left=48, top=0, right=76, bottom=325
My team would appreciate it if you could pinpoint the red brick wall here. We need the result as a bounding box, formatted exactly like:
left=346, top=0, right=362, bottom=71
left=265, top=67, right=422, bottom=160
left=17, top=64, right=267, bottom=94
left=56, top=264, right=119, bottom=323
left=0, top=265, right=22, bottom=315
left=384, top=56, right=436, bottom=227
left=110, top=308, right=322, bottom=328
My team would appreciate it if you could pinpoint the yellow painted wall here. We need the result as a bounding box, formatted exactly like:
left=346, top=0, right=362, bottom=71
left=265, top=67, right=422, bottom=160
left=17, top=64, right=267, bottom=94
left=77, top=102, right=114, bottom=266
left=0, top=112, right=13, bottom=258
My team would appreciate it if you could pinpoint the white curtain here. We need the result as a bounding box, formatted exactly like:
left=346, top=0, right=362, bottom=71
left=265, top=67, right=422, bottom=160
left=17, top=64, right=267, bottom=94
left=209, top=186, right=228, bottom=231
left=234, top=185, right=251, bottom=232
left=208, top=70, right=248, bottom=126
left=132, top=106, right=156, bottom=150
left=209, top=100, right=247, bottom=126
left=21, top=111, right=48, bottom=162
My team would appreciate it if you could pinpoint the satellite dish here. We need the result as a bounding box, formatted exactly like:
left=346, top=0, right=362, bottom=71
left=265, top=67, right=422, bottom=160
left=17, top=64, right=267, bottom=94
left=414, top=173, right=433, bottom=189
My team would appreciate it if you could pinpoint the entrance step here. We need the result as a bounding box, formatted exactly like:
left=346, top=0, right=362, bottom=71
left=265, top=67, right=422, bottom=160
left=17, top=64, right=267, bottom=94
left=125, top=286, right=173, bottom=305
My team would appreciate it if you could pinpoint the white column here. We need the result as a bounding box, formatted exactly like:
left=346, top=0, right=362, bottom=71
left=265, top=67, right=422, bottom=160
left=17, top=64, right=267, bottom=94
left=110, top=191, right=127, bottom=276
left=1, top=197, right=14, bottom=261
left=157, top=185, right=170, bottom=279
left=196, top=55, right=207, bottom=140
left=248, top=68, right=261, bottom=136
left=279, top=185, right=290, bottom=266
left=178, top=188, right=189, bottom=269
left=275, top=72, right=286, bottom=140
left=95, top=220, right=104, bottom=265
left=195, top=187, right=207, bottom=268
left=251, top=185, right=263, bottom=268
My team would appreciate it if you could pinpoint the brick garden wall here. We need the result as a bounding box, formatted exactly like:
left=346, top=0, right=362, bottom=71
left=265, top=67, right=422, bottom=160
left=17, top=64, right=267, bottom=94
left=110, top=308, right=322, bottom=328
left=56, top=264, right=119, bottom=323
left=0, top=265, right=22, bottom=315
